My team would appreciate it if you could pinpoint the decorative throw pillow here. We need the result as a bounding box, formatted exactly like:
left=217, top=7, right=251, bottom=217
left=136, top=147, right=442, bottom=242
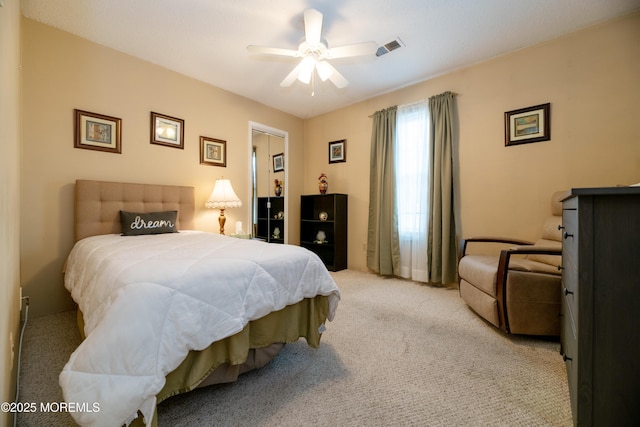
left=120, top=210, right=178, bottom=236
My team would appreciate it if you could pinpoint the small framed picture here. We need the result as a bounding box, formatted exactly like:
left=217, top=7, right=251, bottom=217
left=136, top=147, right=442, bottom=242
left=200, top=136, right=226, bottom=167
left=74, top=109, right=122, bottom=154
left=151, top=112, right=184, bottom=149
left=329, top=139, right=346, bottom=163
left=505, top=103, right=550, bottom=146
left=273, top=153, right=284, bottom=172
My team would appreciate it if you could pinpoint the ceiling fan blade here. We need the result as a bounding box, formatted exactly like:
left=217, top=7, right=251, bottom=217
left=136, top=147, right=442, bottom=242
left=324, top=62, right=349, bottom=88
left=327, top=41, right=378, bottom=59
left=280, top=61, right=304, bottom=87
left=304, top=9, right=323, bottom=45
left=247, top=45, right=300, bottom=57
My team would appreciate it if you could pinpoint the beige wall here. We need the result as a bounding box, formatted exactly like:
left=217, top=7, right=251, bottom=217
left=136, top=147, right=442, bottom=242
left=0, top=0, right=23, bottom=424
left=20, top=18, right=304, bottom=317
left=304, top=11, right=640, bottom=274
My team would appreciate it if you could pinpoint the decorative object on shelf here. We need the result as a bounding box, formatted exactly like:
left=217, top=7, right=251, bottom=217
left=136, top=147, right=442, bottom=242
left=151, top=111, right=184, bottom=149
left=319, top=211, right=328, bottom=221
left=273, top=227, right=281, bottom=239
left=318, top=173, right=328, bottom=194
left=205, top=177, right=242, bottom=234
left=328, top=139, right=346, bottom=163
left=74, top=109, right=122, bottom=154
left=504, top=103, right=550, bottom=146
left=273, top=153, right=284, bottom=172
left=276, top=211, right=284, bottom=219
left=315, top=230, right=327, bottom=244
left=274, top=179, right=282, bottom=197
left=200, top=136, right=227, bottom=167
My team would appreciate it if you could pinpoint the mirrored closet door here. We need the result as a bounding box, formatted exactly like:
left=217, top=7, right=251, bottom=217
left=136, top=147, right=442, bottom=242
left=250, top=123, right=287, bottom=243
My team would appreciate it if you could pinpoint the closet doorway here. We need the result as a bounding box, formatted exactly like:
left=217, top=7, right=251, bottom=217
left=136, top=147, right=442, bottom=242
left=248, top=122, right=288, bottom=243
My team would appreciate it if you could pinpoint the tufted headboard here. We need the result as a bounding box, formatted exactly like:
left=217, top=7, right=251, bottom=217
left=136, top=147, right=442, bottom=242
left=74, top=179, right=195, bottom=241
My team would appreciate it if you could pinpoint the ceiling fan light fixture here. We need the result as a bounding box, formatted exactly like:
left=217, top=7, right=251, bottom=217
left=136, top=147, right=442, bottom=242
left=316, top=60, right=333, bottom=81
left=249, top=8, right=376, bottom=91
left=297, top=56, right=316, bottom=84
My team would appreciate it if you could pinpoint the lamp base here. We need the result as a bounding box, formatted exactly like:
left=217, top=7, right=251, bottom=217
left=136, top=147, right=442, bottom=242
left=218, top=208, right=226, bottom=234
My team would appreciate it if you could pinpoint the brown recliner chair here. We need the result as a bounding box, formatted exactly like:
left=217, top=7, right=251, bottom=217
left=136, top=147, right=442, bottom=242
left=458, top=191, right=568, bottom=336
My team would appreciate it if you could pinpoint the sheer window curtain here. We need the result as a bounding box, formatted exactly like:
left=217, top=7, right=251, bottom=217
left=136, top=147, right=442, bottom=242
left=396, top=101, right=430, bottom=282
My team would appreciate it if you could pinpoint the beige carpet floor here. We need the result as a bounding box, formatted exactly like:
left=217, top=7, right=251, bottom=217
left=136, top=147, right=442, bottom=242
left=16, top=270, right=572, bottom=426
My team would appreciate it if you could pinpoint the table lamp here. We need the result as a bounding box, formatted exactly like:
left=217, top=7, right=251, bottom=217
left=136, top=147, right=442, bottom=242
left=205, top=177, right=242, bottom=234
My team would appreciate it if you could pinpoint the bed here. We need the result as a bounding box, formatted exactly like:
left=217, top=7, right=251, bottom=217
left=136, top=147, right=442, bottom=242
left=59, top=179, right=341, bottom=427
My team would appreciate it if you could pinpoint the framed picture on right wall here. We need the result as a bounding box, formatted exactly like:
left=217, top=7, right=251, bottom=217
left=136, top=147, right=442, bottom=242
left=504, top=103, right=550, bottom=146
left=328, top=139, right=346, bottom=163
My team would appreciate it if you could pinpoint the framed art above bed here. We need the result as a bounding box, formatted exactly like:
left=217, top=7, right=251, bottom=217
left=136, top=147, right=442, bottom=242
left=151, top=112, right=184, bottom=149
left=74, top=109, right=122, bottom=154
left=200, top=136, right=227, bottom=167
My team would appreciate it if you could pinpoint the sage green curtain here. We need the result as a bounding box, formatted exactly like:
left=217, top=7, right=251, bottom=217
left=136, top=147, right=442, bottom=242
left=427, top=92, right=458, bottom=284
left=367, top=106, right=400, bottom=275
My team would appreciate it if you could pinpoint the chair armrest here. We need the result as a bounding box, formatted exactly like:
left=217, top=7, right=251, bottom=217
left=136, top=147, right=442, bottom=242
left=461, top=236, right=534, bottom=257
left=499, top=246, right=562, bottom=275
left=497, top=245, right=562, bottom=287
left=505, top=245, right=562, bottom=256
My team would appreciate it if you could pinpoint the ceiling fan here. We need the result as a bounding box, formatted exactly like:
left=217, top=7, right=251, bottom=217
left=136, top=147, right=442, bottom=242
left=247, top=8, right=377, bottom=90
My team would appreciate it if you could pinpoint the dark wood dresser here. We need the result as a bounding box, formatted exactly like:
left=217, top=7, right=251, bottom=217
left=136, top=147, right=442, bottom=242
left=560, top=186, right=640, bottom=426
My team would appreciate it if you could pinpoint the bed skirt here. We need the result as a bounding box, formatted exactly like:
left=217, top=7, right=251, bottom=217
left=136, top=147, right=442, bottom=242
left=76, top=295, right=330, bottom=426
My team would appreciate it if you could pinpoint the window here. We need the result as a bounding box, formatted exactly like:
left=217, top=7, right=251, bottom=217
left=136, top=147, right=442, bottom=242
left=395, top=101, right=429, bottom=280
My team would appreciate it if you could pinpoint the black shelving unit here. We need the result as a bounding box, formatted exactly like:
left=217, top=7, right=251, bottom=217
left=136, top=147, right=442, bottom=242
left=300, top=194, right=347, bottom=271
left=256, top=196, right=285, bottom=243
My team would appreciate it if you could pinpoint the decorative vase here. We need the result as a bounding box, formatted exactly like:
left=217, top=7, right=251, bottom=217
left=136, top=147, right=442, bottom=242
left=274, top=185, right=282, bottom=197
left=318, top=173, right=328, bottom=194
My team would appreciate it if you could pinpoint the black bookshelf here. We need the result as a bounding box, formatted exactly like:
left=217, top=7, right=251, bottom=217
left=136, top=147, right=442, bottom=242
left=256, top=196, right=285, bottom=243
left=300, top=194, right=347, bottom=271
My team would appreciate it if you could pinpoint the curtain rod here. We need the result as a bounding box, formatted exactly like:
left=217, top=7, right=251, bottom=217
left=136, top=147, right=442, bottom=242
left=368, top=92, right=459, bottom=117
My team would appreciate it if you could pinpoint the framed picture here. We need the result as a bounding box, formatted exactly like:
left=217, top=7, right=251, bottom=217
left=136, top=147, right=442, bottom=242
left=273, top=153, right=284, bottom=172
left=504, top=103, right=550, bottom=146
left=200, top=136, right=226, bottom=167
left=329, top=139, right=346, bottom=163
left=151, top=112, right=184, bottom=149
left=74, top=109, right=122, bottom=154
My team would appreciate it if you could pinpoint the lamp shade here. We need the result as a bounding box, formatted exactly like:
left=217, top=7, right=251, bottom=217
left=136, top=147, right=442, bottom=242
left=205, top=178, right=242, bottom=209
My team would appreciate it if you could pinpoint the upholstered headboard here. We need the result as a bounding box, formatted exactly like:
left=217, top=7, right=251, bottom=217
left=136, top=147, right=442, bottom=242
left=74, top=179, right=195, bottom=241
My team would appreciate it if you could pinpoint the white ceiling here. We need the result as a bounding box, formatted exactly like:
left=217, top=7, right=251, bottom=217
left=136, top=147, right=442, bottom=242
left=21, top=0, right=640, bottom=119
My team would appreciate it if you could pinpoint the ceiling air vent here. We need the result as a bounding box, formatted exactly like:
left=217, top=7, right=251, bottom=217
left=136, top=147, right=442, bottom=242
left=376, top=37, right=405, bottom=57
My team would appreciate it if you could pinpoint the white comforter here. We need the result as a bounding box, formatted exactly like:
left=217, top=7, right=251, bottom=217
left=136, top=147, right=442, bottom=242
left=60, top=231, right=340, bottom=427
